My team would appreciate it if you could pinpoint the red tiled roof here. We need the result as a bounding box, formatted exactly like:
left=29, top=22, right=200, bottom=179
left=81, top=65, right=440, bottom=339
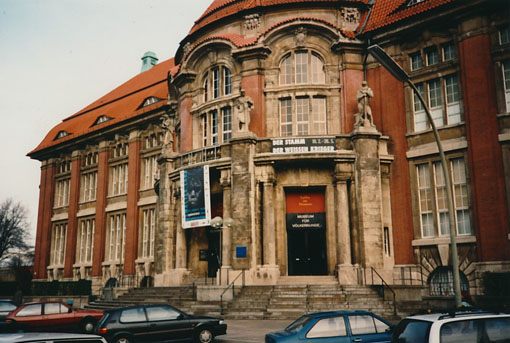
left=363, top=0, right=456, bottom=33
left=191, top=0, right=369, bottom=35
left=28, top=58, right=177, bottom=157
left=185, top=17, right=355, bottom=59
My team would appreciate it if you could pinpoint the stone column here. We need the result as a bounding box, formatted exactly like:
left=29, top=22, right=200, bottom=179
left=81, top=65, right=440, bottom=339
left=262, top=178, right=276, bottom=266
left=219, top=168, right=232, bottom=284
left=351, top=128, right=384, bottom=270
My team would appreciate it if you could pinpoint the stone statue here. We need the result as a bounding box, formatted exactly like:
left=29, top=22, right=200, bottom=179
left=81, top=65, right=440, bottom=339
left=234, top=91, right=253, bottom=135
left=355, top=81, right=375, bottom=128
left=161, top=114, right=174, bottom=149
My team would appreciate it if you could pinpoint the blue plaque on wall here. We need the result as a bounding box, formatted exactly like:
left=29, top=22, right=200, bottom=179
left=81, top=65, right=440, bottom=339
left=236, top=246, right=247, bottom=258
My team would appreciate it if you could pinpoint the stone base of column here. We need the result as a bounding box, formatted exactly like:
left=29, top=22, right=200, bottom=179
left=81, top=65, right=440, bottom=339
left=91, top=276, right=105, bottom=296
left=250, top=265, right=280, bottom=285
left=154, top=269, right=191, bottom=287
left=337, top=264, right=358, bottom=285
left=218, top=266, right=233, bottom=285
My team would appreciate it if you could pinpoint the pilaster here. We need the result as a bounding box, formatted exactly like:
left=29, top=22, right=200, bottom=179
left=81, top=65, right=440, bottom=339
left=92, top=141, right=109, bottom=278
left=64, top=150, right=81, bottom=278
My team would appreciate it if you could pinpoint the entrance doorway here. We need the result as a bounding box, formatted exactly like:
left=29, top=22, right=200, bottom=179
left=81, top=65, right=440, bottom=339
left=286, top=189, right=327, bottom=276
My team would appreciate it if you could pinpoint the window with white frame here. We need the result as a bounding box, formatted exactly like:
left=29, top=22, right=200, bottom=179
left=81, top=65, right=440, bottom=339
left=143, top=133, right=163, bottom=150
left=142, top=155, right=158, bottom=190
left=202, top=106, right=232, bottom=147
left=279, top=96, right=327, bottom=136
left=110, top=163, right=128, bottom=196
left=54, top=178, right=70, bottom=208
left=442, top=42, right=456, bottom=61
left=83, top=152, right=98, bottom=166
left=499, top=24, right=510, bottom=45
left=415, top=157, right=471, bottom=238
left=503, top=60, right=510, bottom=113
left=425, top=46, right=439, bottom=66
left=107, top=213, right=126, bottom=262
left=112, top=142, right=129, bottom=159
left=203, top=66, right=232, bottom=102
left=412, top=74, right=462, bottom=131
left=80, top=172, right=97, bottom=203
left=279, top=50, right=325, bottom=85
left=140, top=208, right=155, bottom=258
left=417, top=164, right=434, bottom=238
left=410, top=52, right=423, bottom=71
left=51, top=222, right=67, bottom=266
left=77, top=218, right=95, bottom=264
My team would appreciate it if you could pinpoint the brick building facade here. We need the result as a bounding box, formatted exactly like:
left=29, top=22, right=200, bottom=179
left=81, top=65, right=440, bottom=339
left=28, top=0, right=510, bottom=297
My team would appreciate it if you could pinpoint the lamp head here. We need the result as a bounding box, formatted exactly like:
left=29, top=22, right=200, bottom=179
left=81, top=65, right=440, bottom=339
left=210, top=216, right=223, bottom=228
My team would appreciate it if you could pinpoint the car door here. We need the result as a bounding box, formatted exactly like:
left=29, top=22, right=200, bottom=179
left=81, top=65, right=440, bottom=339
left=118, top=307, right=150, bottom=342
left=144, top=305, right=192, bottom=342
left=12, top=303, right=43, bottom=331
left=346, top=314, right=391, bottom=343
left=303, top=315, right=351, bottom=343
left=43, top=302, right=76, bottom=332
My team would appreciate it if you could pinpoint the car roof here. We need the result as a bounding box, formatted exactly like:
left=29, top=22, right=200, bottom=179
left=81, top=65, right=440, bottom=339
left=0, top=332, right=106, bottom=342
left=403, top=311, right=510, bottom=323
left=305, top=310, right=380, bottom=319
left=106, top=303, right=176, bottom=312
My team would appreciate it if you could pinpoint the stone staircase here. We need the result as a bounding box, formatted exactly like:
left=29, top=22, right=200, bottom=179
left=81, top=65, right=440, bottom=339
left=86, top=277, right=421, bottom=321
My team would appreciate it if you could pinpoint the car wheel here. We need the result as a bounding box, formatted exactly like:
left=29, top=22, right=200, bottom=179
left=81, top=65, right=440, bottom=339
left=114, top=335, right=132, bottom=343
left=195, top=327, right=214, bottom=343
left=80, top=317, right=96, bottom=333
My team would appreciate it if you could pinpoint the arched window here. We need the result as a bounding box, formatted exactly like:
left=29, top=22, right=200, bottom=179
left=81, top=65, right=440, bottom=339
left=428, top=266, right=469, bottom=296
left=203, top=66, right=232, bottom=103
left=279, top=50, right=325, bottom=85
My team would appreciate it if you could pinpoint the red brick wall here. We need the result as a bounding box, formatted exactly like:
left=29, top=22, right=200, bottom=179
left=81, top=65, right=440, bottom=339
left=64, top=156, right=81, bottom=277
left=92, top=147, right=109, bottom=277
left=33, top=163, right=56, bottom=280
left=242, top=74, right=265, bottom=137
left=180, top=97, right=193, bottom=152
left=124, top=138, right=141, bottom=275
left=340, top=69, right=364, bottom=134
left=459, top=33, right=510, bottom=261
left=368, top=66, right=415, bottom=265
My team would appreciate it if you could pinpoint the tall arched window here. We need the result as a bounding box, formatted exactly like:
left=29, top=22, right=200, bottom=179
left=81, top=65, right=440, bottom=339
left=277, top=50, right=327, bottom=136
left=279, top=50, right=325, bottom=85
left=203, top=66, right=232, bottom=102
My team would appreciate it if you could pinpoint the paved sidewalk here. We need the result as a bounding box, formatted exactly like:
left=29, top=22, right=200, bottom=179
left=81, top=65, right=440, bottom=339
left=216, top=320, right=290, bottom=343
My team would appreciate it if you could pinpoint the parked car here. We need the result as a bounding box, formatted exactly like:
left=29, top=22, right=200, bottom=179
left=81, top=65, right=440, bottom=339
left=5, top=301, right=103, bottom=334
left=392, top=310, right=510, bottom=343
left=0, top=332, right=108, bottom=343
left=95, top=304, right=227, bottom=343
left=0, top=299, right=17, bottom=318
left=265, top=310, right=394, bottom=343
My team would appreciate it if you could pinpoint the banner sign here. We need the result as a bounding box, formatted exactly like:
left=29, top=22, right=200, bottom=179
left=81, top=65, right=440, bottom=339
left=181, top=165, right=211, bottom=228
left=271, top=137, right=335, bottom=154
left=286, top=213, right=326, bottom=230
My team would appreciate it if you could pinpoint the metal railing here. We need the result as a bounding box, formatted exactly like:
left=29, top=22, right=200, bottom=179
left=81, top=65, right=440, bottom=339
left=178, top=277, right=200, bottom=304
left=369, top=267, right=396, bottom=316
left=220, top=269, right=245, bottom=315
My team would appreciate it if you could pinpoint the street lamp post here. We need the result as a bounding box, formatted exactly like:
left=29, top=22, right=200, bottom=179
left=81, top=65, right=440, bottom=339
left=367, top=44, right=462, bottom=308
left=210, top=216, right=234, bottom=284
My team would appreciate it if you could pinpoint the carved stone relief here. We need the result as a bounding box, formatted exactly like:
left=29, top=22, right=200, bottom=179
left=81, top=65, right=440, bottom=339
left=340, top=7, right=361, bottom=31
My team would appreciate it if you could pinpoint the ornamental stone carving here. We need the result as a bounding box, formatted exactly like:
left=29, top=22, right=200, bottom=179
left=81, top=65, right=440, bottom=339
left=341, top=7, right=361, bottom=31
left=244, top=13, right=260, bottom=31
left=354, top=81, right=376, bottom=131
left=294, top=27, right=307, bottom=47
left=233, top=90, right=254, bottom=137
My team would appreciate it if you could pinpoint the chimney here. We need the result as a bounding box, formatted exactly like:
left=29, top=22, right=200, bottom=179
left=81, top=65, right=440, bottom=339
left=141, top=51, right=158, bottom=72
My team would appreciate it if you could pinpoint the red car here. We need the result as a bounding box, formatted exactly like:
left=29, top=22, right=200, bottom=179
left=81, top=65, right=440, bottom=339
left=5, top=301, right=103, bottom=334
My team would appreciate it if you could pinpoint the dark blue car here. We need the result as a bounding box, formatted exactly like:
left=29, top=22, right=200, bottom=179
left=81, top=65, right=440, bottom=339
left=265, top=310, right=393, bottom=343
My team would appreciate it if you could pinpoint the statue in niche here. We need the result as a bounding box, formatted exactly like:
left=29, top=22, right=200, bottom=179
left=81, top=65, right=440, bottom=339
left=354, top=81, right=375, bottom=129
left=234, top=90, right=253, bottom=135
left=161, top=114, right=175, bottom=151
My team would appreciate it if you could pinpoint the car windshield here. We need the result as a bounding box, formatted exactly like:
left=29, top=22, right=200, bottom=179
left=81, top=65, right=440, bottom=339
left=393, top=319, right=432, bottom=343
left=286, top=315, right=312, bottom=333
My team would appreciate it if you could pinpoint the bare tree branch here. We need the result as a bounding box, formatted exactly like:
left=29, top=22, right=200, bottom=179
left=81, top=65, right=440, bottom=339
left=0, top=198, right=30, bottom=262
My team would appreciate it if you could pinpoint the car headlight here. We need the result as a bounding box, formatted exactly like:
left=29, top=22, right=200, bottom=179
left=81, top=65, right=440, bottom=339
left=219, top=320, right=226, bottom=325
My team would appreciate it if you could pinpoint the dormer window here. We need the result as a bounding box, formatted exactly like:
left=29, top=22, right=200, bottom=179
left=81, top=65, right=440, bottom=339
left=55, top=131, right=69, bottom=140
left=203, top=66, right=232, bottom=102
left=408, top=0, right=425, bottom=6
left=93, top=115, right=112, bottom=126
left=141, top=97, right=163, bottom=108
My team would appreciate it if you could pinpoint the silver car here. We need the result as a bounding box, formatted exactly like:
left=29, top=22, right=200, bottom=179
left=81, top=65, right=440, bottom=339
left=0, top=332, right=107, bottom=343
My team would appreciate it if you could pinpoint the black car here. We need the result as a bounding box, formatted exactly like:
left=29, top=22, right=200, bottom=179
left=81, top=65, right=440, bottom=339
left=95, top=304, right=227, bottom=343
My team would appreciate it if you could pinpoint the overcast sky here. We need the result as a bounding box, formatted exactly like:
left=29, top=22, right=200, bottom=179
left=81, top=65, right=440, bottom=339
left=0, top=0, right=213, bottom=245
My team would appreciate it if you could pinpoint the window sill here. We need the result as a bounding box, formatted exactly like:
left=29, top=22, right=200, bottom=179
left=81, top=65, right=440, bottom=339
left=412, top=235, right=476, bottom=247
